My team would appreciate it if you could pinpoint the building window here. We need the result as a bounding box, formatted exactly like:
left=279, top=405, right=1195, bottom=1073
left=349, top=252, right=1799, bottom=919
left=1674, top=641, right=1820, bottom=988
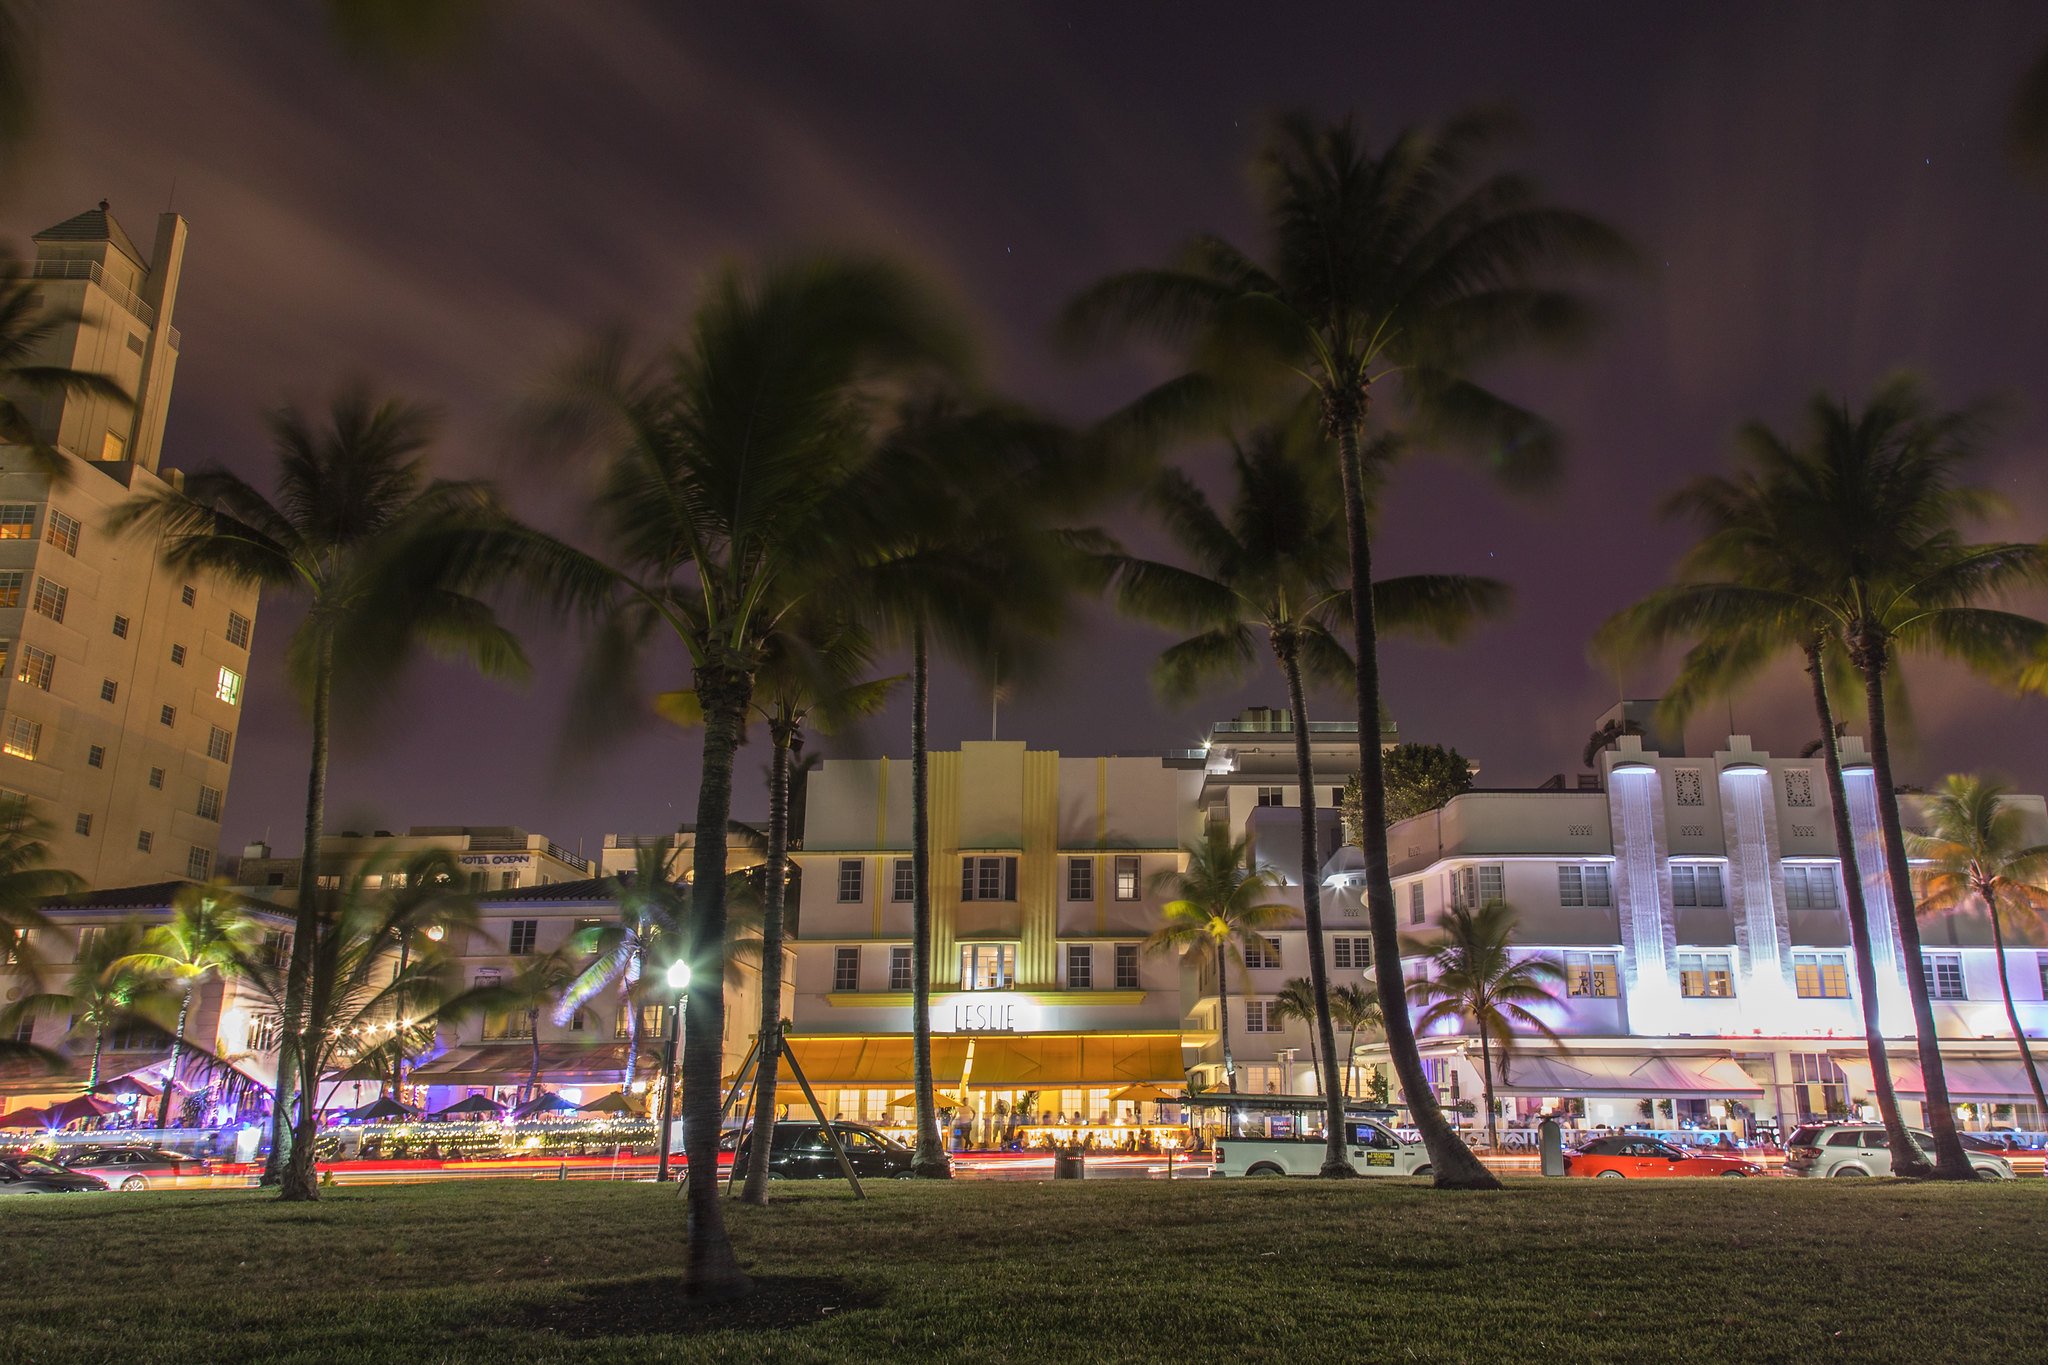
left=1564, top=951, right=1619, bottom=998
left=958, top=943, right=1014, bottom=990
left=2040, top=952, right=2048, bottom=998
left=1066, top=856, right=1093, bottom=902
left=111, top=614, right=128, bottom=639
left=891, top=858, right=914, bottom=902
left=1922, top=952, right=1965, bottom=1001
left=206, top=725, right=232, bottom=762
left=1557, top=864, right=1614, bottom=908
left=1243, top=935, right=1282, bottom=970
left=1674, top=767, right=1704, bottom=806
left=833, top=946, right=861, bottom=992
left=136, top=830, right=152, bottom=853
left=1793, top=951, right=1850, bottom=999
left=170, top=643, right=186, bottom=666
left=1783, top=865, right=1841, bottom=911
left=86, top=744, right=104, bottom=769
left=0, top=571, right=20, bottom=607
left=98, top=678, right=118, bottom=703
left=1067, top=943, right=1093, bottom=989
left=1244, top=999, right=1278, bottom=1033
left=1114, top=943, right=1139, bottom=989
left=180, top=585, right=196, bottom=607
left=30, top=578, right=65, bottom=623
left=1678, top=951, right=1734, bottom=998
left=215, top=667, right=243, bottom=705
left=0, top=505, right=33, bottom=539
left=1409, top=882, right=1425, bottom=925
left=159, top=704, right=176, bottom=728
left=508, top=920, right=538, bottom=955
left=1671, top=864, right=1725, bottom=908
left=1333, top=935, right=1371, bottom=970
left=1256, top=786, right=1284, bottom=807
left=836, top=859, right=864, bottom=903
left=44, top=510, right=79, bottom=555
left=960, top=855, right=1019, bottom=902
left=1784, top=770, right=1815, bottom=807
left=226, top=611, right=251, bottom=649
left=196, top=786, right=222, bottom=821
left=16, top=645, right=53, bottom=691
left=186, top=847, right=212, bottom=880
left=73, top=812, right=91, bottom=836
left=1450, top=864, right=1504, bottom=909
left=3, top=717, right=41, bottom=760
left=1113, top=854, right=1140, bottom=901
left=147, top=766, right=164, bottom=790
left=888, top=945, right=913, bottom=991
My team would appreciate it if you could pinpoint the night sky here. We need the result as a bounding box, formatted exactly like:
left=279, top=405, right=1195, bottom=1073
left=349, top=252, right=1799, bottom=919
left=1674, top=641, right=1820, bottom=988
left=12, top=1, right=2048, bottom=860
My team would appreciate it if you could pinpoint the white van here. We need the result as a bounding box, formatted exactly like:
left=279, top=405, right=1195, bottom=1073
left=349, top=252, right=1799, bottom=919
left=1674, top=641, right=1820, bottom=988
left=1213, top=1115, right=1432, bottom=1178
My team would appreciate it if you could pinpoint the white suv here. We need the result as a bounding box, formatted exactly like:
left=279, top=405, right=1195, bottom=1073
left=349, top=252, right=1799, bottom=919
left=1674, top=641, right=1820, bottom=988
left=1784, top=1124, right=2015, bottom=1180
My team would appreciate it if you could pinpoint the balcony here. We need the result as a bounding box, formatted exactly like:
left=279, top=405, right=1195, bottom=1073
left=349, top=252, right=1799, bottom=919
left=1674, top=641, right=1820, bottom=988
left=23, top=259, right=156, bottom=327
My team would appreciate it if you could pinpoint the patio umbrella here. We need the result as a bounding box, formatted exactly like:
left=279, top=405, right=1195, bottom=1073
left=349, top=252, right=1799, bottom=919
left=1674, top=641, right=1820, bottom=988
left=99, top=1074, right=162, bottom=1100
left=45, top=1095, right=118, bottom=1126
left=511, top=1093, right=580, bottom=1120
left=343, top=1096, right=419, bottom=1124
left=888, top=1088, right=963, bottom=1110
left=0, top=1105, right=48, bottom=1130
left=1107, top=1083, right=1177, bottom=1105
left=577, top=1090, right=644, bottom=1116
left=433, top=1094, right=506, bottom=1120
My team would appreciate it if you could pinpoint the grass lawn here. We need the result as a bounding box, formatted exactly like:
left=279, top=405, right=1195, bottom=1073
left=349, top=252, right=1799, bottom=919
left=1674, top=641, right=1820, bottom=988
left=1, top=1177, right=2043, bottom=1362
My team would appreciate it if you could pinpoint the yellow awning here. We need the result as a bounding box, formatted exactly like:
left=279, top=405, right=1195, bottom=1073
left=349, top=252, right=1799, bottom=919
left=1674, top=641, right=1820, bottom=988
left=782, top=1036, right=968, bottom=1087
left=965, top=1034, right=1185, bottom=1089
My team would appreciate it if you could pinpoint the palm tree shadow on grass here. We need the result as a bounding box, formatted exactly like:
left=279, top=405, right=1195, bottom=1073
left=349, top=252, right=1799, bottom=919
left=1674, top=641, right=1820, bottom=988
left=527, top=1275, right=880, bottom=1339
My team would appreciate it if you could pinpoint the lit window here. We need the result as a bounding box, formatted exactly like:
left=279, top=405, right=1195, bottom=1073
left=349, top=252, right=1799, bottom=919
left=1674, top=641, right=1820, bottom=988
left=1333, top=935, right=1372, bottom=970
left=1113, top=855, right=1140, bottom=902
left=101, top=429, right=127, bottom=458
left=44, top=510, right=79, bottom=556
left=1922, top=953, right=1965, bottom=1001
left=87, top=744, right=105, bottom=769
left=214, top=667, right=242, bottom=705
left=196, top=786, right=222, bottom=821
left=206, top=725, right=232, bottom=762
left=1066, top=856, right=1093, bottom=902
left=100, top=678, right=117, bottom=703
left=0, top=571, right=21, bottom=607
left=1066, top=943, right=1093, bottom=989
left=1114, top=943, right=1140, bottom=989
left=136, top=830, right=152, bottom=853
left=0, top=505, right=34, bottom=539
left=1565, top=951, right=1619, bottom=998
left=225, top=611, right=251, bottom=649
left=888, top=945, right=913, bottom=991
left=1793, top=952, right=1850, bottom=999
left=30, top=578, right=66, bottom=624
left=159, top=704, right=176, bottom=728
left=836, top=859, right=864, bottom=903
left=16, top=645, right=53, bottom=691
left=891, top=858, right=914, bottom=902
left=834, top=946, right=861, bottom=992
left=958, top=943, right=1014, bottom=990
left=185, top=847, right=212, bottom=880
left=73, top=812, right=91, bottom=836
left=3, top=717, right=41, bottom=760
left=508, top=920, right=537, bottom=955
left=1243, top=936, right=1282, bottom=970
left=1678, top=951, right=1734, bottom=999
left=111, top=614, right=129, bottom=639
left=170, top=644, right=186, bottom=666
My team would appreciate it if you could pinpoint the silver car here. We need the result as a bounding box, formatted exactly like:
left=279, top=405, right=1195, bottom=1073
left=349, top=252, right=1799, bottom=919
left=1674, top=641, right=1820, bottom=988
left=1784, top=1124, right=2015, bottom=1179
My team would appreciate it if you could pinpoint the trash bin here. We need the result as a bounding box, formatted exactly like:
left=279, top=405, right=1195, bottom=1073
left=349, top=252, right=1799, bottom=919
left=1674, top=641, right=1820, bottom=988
left=1539, top=1116, right=1565, bottom=1177
left=1053, top=1151, right=1086, bottom=1180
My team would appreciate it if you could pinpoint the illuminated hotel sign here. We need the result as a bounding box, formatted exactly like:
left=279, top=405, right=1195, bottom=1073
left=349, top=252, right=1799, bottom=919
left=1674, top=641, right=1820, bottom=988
left=931, top=994, right=1041, bottom=1033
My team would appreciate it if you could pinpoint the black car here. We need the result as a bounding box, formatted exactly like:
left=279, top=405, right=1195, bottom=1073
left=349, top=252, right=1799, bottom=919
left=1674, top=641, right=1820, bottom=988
left=0, top=1155, right=107, bottom=1194
left=734, top=1121, right=926, bottom=1180
left=60, top=1146, right=213, bottom=1191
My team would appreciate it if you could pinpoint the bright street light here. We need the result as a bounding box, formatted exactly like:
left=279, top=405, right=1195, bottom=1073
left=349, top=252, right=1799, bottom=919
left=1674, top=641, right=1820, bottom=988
left=666, top=959, right=692, bottom=992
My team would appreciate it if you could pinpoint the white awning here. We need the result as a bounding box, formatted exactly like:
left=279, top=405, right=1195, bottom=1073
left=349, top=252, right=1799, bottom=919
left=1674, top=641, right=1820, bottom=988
left=1837, top=1056, right=2041, bottom=1102
left=1492, top=1053, right=1764, bottom=1098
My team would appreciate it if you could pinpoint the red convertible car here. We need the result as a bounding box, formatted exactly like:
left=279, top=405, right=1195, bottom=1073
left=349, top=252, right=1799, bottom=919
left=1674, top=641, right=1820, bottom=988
left=1565, top=1135, right=1763, bottom=1178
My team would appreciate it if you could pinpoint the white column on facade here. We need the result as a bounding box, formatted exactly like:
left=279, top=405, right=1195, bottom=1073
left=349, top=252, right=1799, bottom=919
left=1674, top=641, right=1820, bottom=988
left=1608, top=764, right=1678, bottom=1034
left=1719, top=764, right=1796, bottom=1016
left=1842, top=766, right=1912, bottom=1034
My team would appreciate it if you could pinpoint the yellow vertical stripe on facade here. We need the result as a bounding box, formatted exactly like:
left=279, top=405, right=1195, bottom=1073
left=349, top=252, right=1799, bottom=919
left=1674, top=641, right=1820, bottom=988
left=1019, top=749, right=1059, bottom=987
left=929, top=750, right=961, bottom=986
left=873, top=758, right=889, bottom=936
left=1094, top=757, right=1109, bottom=935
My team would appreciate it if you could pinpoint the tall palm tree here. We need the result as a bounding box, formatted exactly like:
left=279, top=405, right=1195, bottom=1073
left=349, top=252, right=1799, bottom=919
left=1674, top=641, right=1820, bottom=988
left=1330, top=981, right=1382, bottom=1099
left=110, top=383, right=526, bottom=1185
left=556, top=841, right=692, bottom=1092
left=0, top=795, right=82, bottom=1024
left=1908, top=775, right=2048, bottom=1121
left=1404, top=900, right=1565, bottom=1151
left=1271, top=977, right=1324, bottom=1093
left=441, top=945, right=579, bottom=1103
left=0, top=262, right=131, bottom=483
left=1144, top=828, right=1298, bottom=1092
left=117, top=884, right=256, bottom=1130
left=1063, top=110, right=1629, bottom=1189
left=6, top=920, right=162, bottom=1094
left=1100, top=421, right=1506, bottom=1176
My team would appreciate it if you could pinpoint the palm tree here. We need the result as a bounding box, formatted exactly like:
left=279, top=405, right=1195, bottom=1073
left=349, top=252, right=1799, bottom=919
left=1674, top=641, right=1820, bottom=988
left=117, top=884, right=256, bottom=1130
left=556, top=841, right=691, bottom=1092
left=110, top=383, right=526, bottom=1185
left=1144, top=828, right=1298, bottom=1092
left=441, top=945, right=578, bottom=1103
left=6, top=920, right=162, bottom=1094
left=1063, top=110, right=1629, bottom=1189
left=1908, top=776, right=2048, bottom=1121
left=1330, top=982, right=1382, bottom=1099
left=0, top=795, right=82, bottom=1024
left=1271, top=978, right=1323, bottom=1093
left=1100, top=421, right=1506, bottom=1176
left=0, top=261, right=131, bottom=483
left=1404, top=900, right=1565, bottom=1151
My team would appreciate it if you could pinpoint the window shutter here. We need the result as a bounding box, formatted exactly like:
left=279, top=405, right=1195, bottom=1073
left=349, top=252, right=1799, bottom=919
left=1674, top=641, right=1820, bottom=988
left=961, top=858, right=975, bottom=901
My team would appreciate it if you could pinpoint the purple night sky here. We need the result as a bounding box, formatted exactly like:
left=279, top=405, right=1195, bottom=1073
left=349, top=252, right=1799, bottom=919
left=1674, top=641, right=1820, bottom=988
left=11, top=1, right=2048, bottom=858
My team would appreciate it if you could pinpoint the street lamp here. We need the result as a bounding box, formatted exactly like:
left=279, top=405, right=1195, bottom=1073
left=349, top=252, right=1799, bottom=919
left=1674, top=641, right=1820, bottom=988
left=655, top=959, right=691, bottom=1182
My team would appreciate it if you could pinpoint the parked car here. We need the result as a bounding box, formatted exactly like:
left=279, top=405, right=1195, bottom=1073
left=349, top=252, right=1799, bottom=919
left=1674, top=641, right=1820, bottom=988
left=1565, top=1135, right=1763, bottom=1178
left=1784, top=1124, right=2016, bottom=1179
left=1213, top=1117, right=1432, bottom=1178
left=1959, top=1133, right=2022, bottom=1155
left=732, top=1122, right=925, bottom=1179
left=61, top=1146, right=214, bottom=1191
left=0, top=1155, right=107, bottom=1194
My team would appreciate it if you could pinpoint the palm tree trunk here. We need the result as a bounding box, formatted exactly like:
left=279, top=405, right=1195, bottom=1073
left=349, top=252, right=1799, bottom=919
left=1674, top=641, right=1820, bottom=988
left=742, top=714, right=797, bottom=1204
left=526, top=1009, right=542, bottom=1103
left=1805, top=641, right=1924, bottom=1174
left=157, top=992, right=190, bottom=1131
left=1276, top=637, right=1353, bottom=1177
left=1333, top=410, right=1497, bottom=1191
left=268, top=645, right=331, bottom=1186
left=1303, top=1016, right=1321, bottom=1094
left=1478, top=1027, right=1497, bottom=1151
left=679, top=661, right=753, bottom=1298
left=1347, top=1021, right=1360, bottom=1099
left=1984, top=893, right=2048, bottom=1120
left=282, top=916, right=340, bottom=1200
left=909, top=620, right=950, bottom=1178
left=1215, top=942, right=1236, bottom=1091
left=1858, top=644, right=1972, bottom=1179
left=87, top=1018, right=105, bottom=1094
left=622, top=986, right=639, bottom=1093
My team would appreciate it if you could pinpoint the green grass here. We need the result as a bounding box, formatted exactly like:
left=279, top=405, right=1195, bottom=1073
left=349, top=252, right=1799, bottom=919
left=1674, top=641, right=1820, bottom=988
left=1, top=1177, right=2043, bottom=1362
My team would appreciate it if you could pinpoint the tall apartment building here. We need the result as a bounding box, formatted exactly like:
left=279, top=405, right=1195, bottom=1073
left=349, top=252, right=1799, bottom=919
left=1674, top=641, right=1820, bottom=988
left=1, top=203, right=258, bottom=886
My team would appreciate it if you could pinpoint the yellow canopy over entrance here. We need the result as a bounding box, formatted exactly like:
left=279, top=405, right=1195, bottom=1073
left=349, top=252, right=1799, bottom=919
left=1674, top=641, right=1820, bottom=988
left=964, top=1034, right=1185, bottom=1089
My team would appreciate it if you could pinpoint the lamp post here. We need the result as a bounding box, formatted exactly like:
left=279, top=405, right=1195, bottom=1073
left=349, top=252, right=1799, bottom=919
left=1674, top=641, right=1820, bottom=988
left=654, top=958, right=690, bottom=1181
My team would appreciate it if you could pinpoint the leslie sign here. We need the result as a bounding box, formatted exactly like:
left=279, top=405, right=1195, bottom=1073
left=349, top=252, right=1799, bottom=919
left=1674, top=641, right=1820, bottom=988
left=930, top=995, right=1039, bottom=1034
